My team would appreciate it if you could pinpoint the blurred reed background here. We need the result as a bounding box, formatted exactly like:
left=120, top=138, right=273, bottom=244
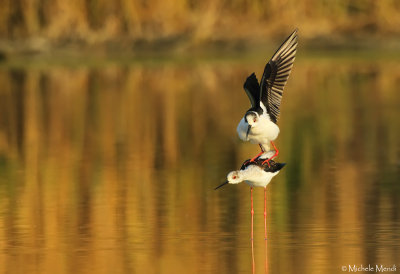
left=1, top=0, right=400, bottom=55
left=0, top=1, right=400, bottom=274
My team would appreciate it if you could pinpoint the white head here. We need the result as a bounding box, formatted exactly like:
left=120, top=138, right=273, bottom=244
left=245, top=111, right=259, bottom=127
left=214, top=170, right=243, bottom=189
left=227, top=171, right=242, bottom=184
left=244, top=111, right=259, bottom=139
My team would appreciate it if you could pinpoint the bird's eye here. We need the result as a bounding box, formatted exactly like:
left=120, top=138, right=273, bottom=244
left=253, top=118, right=257, bottom=123
left=233, top=176, right=237, bottom=179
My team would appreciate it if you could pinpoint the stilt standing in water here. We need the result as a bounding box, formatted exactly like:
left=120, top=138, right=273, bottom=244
left=215, top=156, right=286, bottom=273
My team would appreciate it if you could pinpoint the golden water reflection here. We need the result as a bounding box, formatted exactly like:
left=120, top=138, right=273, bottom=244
left=0, top=56, right=399, bottom=273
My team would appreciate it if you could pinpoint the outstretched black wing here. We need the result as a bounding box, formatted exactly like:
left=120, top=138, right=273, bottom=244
left=243, top=73, right=260, bottom=108
left=260, top=29, right=298, bottom=123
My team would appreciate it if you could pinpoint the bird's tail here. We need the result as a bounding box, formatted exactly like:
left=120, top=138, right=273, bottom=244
left=274, top=163, right=286, bottom=171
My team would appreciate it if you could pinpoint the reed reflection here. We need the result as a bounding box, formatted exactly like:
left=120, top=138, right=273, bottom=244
left=0, top=56, right=399, bottom=273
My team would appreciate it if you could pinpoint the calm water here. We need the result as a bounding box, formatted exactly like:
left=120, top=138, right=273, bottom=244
left=0, top=53, right=399, bottom=273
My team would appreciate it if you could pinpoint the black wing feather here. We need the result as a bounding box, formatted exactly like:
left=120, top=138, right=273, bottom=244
left=260, top=29, right=298, bottom=123
left=240, top=158, right=286, bottom=172
left=243, top=73, right=260, bottom=108
left=263, top=162, right=286, bottom=173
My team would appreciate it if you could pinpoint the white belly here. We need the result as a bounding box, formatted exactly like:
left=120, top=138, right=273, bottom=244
left=236, top=116, right=280, bottom=148
left=243, top=166, right=280, bottom=188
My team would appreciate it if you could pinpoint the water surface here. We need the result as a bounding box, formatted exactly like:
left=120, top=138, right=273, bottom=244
left=0, top=52, right=399, bottom=273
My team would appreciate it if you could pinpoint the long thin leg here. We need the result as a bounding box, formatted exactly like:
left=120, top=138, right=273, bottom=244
left=264, top=187, right=268, bottom=274
left=251, top=187, right=255, bottom=274
left=264, top=187, right=267, bottom=240
left=269, top=141, right=279, bottom=160
left=262, top=141, right=279, bottom=165
left=249, top=144, right=265, bottom=163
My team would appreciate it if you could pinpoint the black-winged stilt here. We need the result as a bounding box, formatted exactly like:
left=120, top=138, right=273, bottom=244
left=215, top=155, right=286, bottom=273
left=237, top=29, right=298, bottom=165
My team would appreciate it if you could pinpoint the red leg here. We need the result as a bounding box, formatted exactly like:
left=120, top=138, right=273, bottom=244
left=249, top=150, right=264, bottom=163
left=248, top=144, right=265, bottom=163
left=264, top=187, right=267, bottom=240
left=264, top=187, right=268, bottom=273
left=262, top=141, right=279, bottom=165
left=251, top=187, right=255, bottom=274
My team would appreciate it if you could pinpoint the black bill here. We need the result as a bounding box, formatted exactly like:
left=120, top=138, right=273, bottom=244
left=214, top=181, right=229, bottom=190
left=246, top=125, right=252, bottom=139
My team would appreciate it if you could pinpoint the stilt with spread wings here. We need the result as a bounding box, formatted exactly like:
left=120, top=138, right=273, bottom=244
left=237, top=29, right=298, bottom=165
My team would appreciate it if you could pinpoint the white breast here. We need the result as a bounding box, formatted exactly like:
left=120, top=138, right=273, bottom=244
left=240, top=165, right=280, bottom=188
left=236, top=115, right=280, bottom=147
left=237, top=118, right=248, bottom=141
